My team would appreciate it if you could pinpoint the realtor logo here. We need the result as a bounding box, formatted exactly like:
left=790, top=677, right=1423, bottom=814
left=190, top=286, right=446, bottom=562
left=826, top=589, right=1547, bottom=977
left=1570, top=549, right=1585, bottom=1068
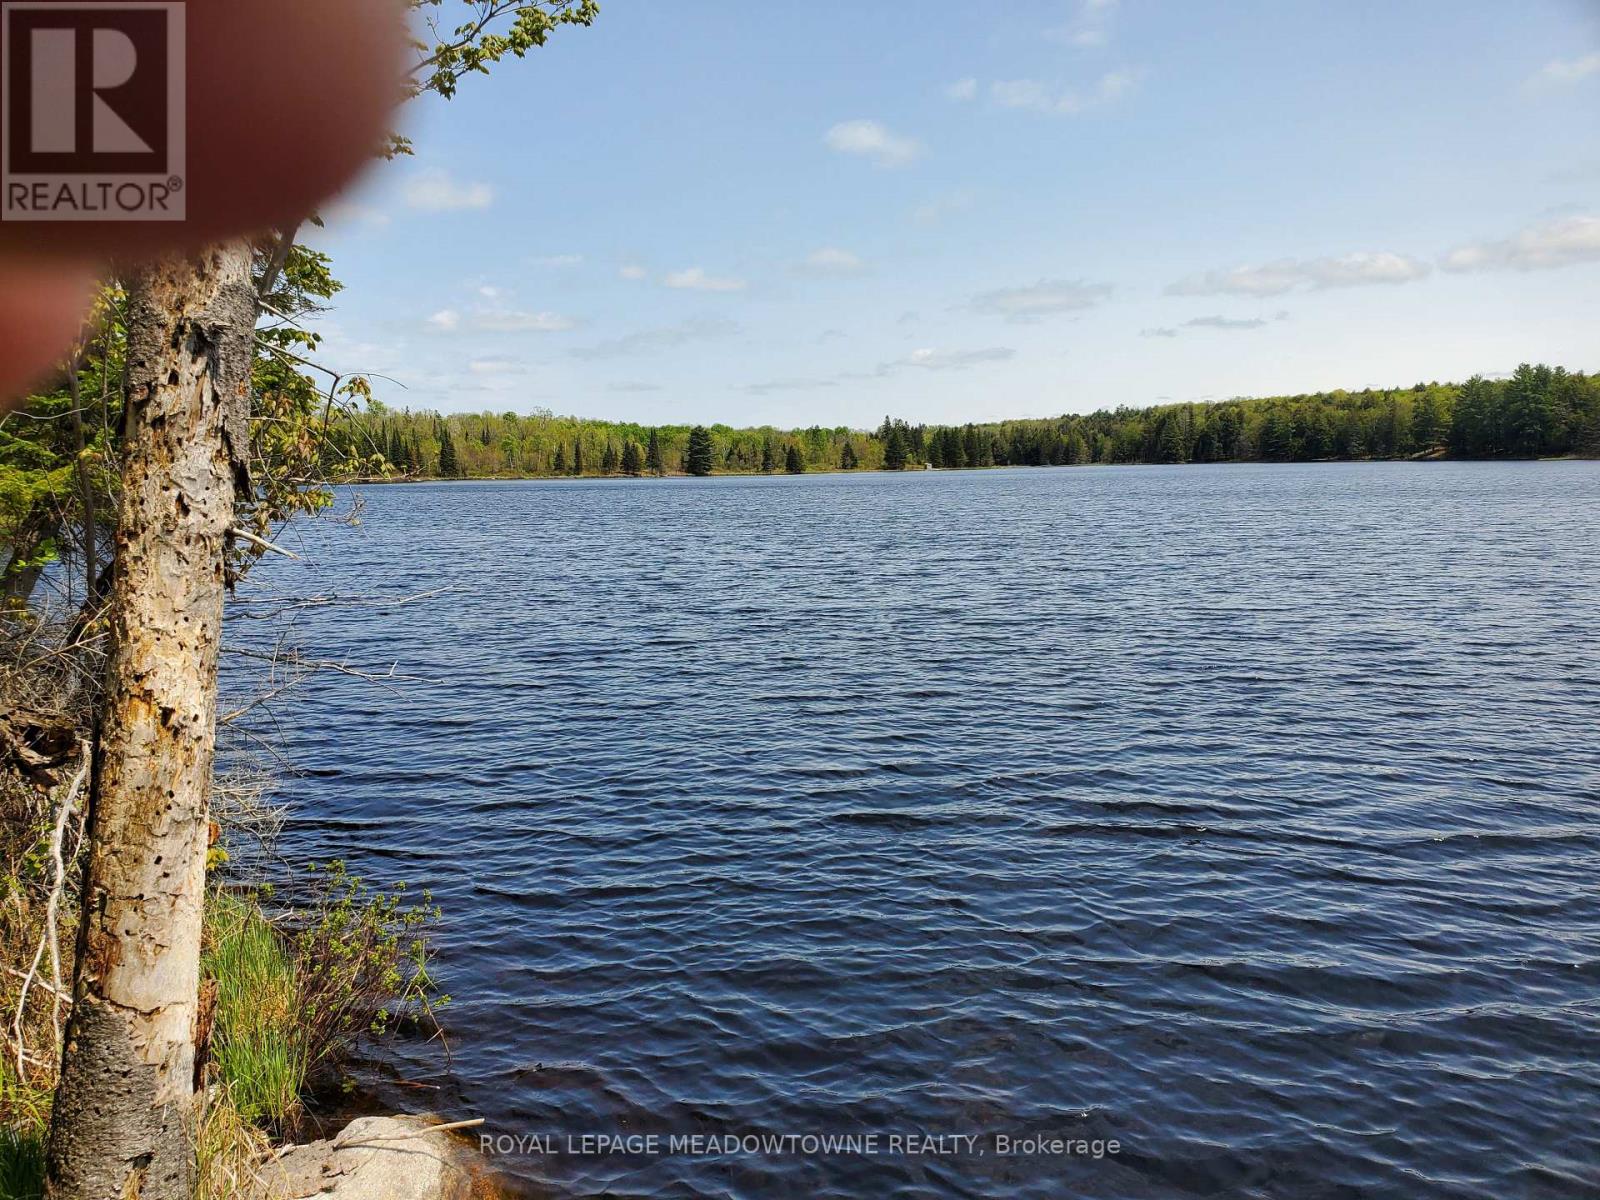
left=1, top=1, right=185, bottom=220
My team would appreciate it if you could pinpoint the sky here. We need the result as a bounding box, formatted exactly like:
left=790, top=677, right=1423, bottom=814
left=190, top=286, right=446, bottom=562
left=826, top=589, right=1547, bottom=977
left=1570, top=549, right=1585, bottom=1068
left=307, top=0, right=1600, bottom=427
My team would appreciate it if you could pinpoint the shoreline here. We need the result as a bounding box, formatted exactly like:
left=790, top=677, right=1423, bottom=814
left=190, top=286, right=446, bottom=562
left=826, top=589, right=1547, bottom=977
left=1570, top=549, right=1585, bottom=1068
left=343, top=452, right=1591, bottom=486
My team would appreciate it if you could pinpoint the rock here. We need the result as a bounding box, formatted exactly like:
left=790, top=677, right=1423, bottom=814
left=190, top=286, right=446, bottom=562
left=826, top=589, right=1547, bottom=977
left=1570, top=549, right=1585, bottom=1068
left=258, top=1115, right=502, bottom=1200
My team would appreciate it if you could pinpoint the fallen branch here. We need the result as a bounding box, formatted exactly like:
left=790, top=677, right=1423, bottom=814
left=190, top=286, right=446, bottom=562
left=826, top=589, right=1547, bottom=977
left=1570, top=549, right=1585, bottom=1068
left=223, top=645, right=416, bottom=687
left=12, top=740, right=90, bottom=1076
left=227, top=584, right=461, bottom=617
left=228, top=526, right=300, bottom=560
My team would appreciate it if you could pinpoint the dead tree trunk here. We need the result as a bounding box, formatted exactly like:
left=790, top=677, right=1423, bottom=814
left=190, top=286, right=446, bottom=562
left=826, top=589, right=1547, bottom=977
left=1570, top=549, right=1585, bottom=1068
left=46, top=243, right=254, bottom=1200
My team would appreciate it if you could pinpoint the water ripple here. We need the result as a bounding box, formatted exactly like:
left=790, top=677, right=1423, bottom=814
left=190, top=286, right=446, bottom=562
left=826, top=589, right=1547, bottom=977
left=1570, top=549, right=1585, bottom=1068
left=228, top=462, right=1600, bottom=1199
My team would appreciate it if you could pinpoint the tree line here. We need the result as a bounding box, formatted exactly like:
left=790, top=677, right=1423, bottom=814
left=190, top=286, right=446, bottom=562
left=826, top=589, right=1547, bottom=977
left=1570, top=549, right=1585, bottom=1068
left=345, top=363, right=1599, bottom=480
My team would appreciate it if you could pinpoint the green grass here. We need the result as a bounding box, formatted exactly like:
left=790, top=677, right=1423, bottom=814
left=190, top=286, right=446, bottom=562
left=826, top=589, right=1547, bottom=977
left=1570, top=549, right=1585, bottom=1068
left=202, top=891, right=310, bottom=1130
left=0, top=1060, right=48, bottom=1200
left=0, top=1127, right=44, bottom=1200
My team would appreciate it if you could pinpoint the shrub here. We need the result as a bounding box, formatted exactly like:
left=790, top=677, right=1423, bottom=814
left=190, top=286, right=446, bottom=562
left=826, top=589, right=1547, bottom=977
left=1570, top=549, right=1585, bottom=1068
left=292, top=861, right=446, bottom=1067
left=201, top=863, right=444, bottom=1134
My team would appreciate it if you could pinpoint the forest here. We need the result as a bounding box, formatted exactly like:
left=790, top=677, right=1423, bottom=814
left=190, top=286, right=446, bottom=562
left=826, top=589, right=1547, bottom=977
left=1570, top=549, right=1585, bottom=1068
left=349, top=363, right=1600, bottom=480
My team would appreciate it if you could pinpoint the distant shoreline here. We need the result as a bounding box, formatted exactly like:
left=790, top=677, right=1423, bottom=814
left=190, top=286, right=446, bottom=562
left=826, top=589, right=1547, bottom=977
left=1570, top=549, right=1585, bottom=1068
left=343, top=452, right=1593, bottom=486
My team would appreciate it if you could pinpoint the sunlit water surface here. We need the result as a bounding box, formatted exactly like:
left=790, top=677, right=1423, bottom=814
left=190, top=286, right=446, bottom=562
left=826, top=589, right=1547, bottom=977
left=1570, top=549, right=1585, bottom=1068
left=228, top=462, right=1600, bottom=1199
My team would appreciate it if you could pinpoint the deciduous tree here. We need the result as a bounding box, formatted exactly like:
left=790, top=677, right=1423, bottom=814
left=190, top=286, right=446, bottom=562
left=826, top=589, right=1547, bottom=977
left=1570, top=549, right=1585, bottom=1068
left=44, top=5, right=599, bottom=1195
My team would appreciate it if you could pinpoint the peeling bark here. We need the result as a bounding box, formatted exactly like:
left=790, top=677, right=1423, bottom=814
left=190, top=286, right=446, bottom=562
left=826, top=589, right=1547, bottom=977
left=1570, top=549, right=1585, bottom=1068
left=46, top=243, right=254, bottom=1200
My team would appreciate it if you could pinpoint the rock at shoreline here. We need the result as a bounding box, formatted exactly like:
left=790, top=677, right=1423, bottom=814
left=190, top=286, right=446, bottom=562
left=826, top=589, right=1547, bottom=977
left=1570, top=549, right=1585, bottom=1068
left=256, top=1115, right=501, bottom=1200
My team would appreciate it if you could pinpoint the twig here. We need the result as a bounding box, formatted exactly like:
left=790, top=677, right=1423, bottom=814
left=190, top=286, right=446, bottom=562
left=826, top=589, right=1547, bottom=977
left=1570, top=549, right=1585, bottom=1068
left=13, top=741, right=91, bottom=1076
left=2, top=966, right=68, bottom=1001
left=228, top=585, right=460, bottom=613
left=228, top=526, right=300, bottom=560
left=223, top=646, right=415, bottom=687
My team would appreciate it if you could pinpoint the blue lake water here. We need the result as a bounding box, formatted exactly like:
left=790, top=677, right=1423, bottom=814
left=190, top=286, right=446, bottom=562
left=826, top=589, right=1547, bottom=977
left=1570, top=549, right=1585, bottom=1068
left=229, top=462, right=1600, bottom=1198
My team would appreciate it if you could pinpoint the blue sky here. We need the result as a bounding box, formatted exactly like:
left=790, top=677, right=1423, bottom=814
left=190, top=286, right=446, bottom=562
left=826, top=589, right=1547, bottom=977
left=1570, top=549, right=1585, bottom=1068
left=308, top=0, right=1600, bottom=427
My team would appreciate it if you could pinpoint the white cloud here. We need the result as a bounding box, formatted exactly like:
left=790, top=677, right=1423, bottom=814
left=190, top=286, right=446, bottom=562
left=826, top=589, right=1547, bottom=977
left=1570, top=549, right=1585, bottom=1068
left=426, top=306, right=577, bottom=334
left=824, top=119, right=923, bottom=168
left=1167, top=251, right=1430, bottom=296
left=743, top=377, right=840, bottom=396
left=1534, top=53, right=1600, bottom=85
left=619, top=264, right=648, bottom=281
left=990, top=69, right=1138, bottom=115
left=1184, top=315, right=1270, bottom=330
left=912, top=188, right=976, bottom=226
left=971, top=278, right=1112, bottom=321
left=663, top=266, right=747, bottom=292
left=945, top=77, right=978, bottom=101
left=880, top=346, right=1015, bottom=374
left=570, top=317, right=739, bottom=360
left=467, top=356, right=529, bottom=375
left=1440, top=214, right=1600, bottom=273
left=477, top=310, right=578, bottom=332
left=1047, top=0, right=1119, bottom=48
left=477, top=284, right=510, bottom=301
left=800, top=246, right=864, bottom=275
left=1143, top=312, right=1282, bottom=338
left=402, top=168, right=494, bottom=212
left=530, top=254, right=584, bottom=267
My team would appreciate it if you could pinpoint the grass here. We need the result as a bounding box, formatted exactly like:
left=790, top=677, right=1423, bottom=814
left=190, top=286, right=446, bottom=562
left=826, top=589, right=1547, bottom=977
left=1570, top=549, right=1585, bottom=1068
left=0, top=1129, right=44, bottom=1200
left=202, top=890, right=311, bottom=1131
left=0, top=865, right=443, bottom=1196
left=192, top=1086, right=278, bottom=1200
left=0, top=1062, right=48, bottom=1200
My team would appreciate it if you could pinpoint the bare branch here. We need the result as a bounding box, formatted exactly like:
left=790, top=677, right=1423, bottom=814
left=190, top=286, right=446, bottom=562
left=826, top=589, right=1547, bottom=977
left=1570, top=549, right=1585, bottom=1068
left=12, top=741, right=90, bottom=1075
left=228, top=526, right=300, bottom=560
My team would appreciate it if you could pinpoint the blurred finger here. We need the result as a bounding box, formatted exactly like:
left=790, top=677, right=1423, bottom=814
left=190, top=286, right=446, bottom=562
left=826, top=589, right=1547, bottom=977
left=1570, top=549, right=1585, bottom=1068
left=0, top=0, right=406, bottom=257
left=0, top=263, right=96, bottom=405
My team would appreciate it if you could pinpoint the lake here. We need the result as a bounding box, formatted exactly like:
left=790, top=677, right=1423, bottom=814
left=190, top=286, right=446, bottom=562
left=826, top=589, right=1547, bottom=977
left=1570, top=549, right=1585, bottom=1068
left=230, top=461, right=1600, bottom=1199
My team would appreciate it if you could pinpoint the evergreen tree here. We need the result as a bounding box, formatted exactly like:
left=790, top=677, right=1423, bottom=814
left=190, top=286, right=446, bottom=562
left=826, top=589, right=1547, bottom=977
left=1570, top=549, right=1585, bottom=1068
left=601, top=441, right=619, bottom=474
left=1155, top=416, right=1188, bottom=464
left=1503, top=363, right=1554, bottom=457
left=784, top=444, right=805, bottom=473
left=884, top=424, right=908, bottom=470
left=1413, top=390, right=1443, bottom=449
left=554, top=444, right=567, bottom=474
left=963, top=425, right=985, bottom=468
left=646, top=427, right=663, bottom=474
left=685, top=425, right=715, bottom=476
left=760, top=436, right=775, bottom=473
left=840, top=441, right=858, bottom=469
left=1450, top=375, right=1499, bottom=457
left=621, top=440, right=643, bottom=476
left=438, top=424, right=460, bottom=477
left=1260, top=408, right=1293, bottom=460
left=572, top=438, right=584, bottom=475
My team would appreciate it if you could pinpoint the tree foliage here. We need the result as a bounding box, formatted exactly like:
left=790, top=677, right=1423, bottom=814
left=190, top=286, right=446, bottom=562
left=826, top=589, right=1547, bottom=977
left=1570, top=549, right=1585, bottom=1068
left=307, top=363, right=1599, bottom=488
left=684, top=426, right=715, bottom=477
